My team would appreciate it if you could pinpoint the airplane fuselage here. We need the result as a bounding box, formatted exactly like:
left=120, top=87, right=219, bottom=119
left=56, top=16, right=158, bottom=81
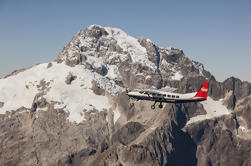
left=127, top=82, right=209, bottom=109
left=127, top=90, right=205, bottom=103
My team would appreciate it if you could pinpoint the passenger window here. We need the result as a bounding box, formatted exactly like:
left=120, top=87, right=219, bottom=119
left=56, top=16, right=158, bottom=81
left=172, top=95, right=175, bottom=98
left=176, top=96, right=179, bottom=98
left=168, top=95, right=171, bottom=97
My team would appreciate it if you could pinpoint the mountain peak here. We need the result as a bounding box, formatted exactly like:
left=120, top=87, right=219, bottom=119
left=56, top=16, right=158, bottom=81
left=0, top=25, right=216, bottom=123
left=1, top=25, right=251, bottom=166
left=56, top=25, right=212, bottom=81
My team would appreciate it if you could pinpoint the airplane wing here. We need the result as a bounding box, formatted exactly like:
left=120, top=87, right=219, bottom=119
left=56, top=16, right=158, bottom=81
left=159, top=87, right=177, bottom=93
left=136, top=86, right=177, bottom=94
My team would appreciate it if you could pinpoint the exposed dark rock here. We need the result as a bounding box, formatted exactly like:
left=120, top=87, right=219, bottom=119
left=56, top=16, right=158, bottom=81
left=65, top=72, right=77, bottom=85
left=0, top=102, right=4, bottom=108
left=223, top=77, right=251, bottom=100
left=183, top=102, right=207, bottom=119
left=37, top=79, right=51, bottom=91
left=166, top=121, right=197, bottom=166
left=120, top=144, right=159, bottom=166
left=67, top=154, right=74, bottom=164
left=47, top=62, right=53, bottom=68
left=83, top=25, right=108, bottom=39
left=91, top=80, right=105, bottom=96
left=112, top=122, right=145, bottom=145
left=208, top=79, right=226, bottom=100
left=0, top=101, right=110, bottom=166
left=65, top=54, right=87, bottom=67
left=31, top=94, right=48, bottom=112
left=95, top=65, right=108, bottom=76
left=138, top=38, right=160, bottom=67
left=165, top=49, right=184, bottom=63
left=31, top=102, right=37, bottom=112
left=237, top=97, right=251, bottom=128
left=223, top=91, right=236, bottom=110
left=185, top=116, right=251, bottom=166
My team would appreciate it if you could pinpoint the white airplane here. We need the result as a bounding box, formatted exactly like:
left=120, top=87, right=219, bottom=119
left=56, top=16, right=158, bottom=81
left=127, top=82, right=209, bottom=109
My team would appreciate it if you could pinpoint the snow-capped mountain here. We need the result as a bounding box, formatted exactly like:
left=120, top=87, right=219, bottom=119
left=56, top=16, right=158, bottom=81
left=0, top=25, right=251, bottom=166
left=0, top=25, right=213, bottom=123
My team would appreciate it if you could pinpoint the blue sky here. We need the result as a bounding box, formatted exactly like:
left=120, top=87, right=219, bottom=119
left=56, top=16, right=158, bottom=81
left=0, top=0, right=250, bottom=82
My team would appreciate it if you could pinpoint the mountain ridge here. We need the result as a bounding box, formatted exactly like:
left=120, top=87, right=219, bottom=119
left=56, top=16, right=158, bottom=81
left=0, top=25, right=251, bottom=166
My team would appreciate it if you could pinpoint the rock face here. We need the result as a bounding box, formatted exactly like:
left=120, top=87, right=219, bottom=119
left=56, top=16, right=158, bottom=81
left=0, top=102, right=4, bottom=108
left=0, top=25, right=251, bottom=166
left=65, top=72, right=77, bottom=85
left=185, top=114, right=251, bottom=166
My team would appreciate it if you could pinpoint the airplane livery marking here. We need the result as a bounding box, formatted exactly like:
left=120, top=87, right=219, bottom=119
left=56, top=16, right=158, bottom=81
left=201, top=87, right=208, bottom=92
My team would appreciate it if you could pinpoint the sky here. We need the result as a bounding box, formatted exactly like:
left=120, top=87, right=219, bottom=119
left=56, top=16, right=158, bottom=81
left=0, top=0, right=250, bottom=82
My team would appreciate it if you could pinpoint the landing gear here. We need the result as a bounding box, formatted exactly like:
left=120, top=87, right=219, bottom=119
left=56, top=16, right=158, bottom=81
left=128, top=96, right=137, bottom=104
left=151, top=102, right=163, bottom=109
left=159, top=103, right=163, bottom=109
left=128, top=97, right=135, bottom=108
left=151, top=101, right=157, bottom=109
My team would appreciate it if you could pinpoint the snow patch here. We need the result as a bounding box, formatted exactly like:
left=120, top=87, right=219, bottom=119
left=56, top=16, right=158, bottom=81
left=0, top=63, right=47, bottom=113
left=239, top=126, right=247, bottom=132
left=146, top=38, right=152, bottom=43
left=107, top=65, right=120, bottom=80
left=161, top=59, right=169, bottom=66
left=171, top=71, right=183, bottom=80
left=0, top=62, right=124, bottom=123
left=186, top=97, right=231, bottom=125
left=113, top=107, right=120, bottom=124
left=145, top=75, right=152, bottom=80
left=104, top=27, right=157, bottom=70
left=85, top=55, right=104, bottom=69
left=44, top=63, right=122, bottom=123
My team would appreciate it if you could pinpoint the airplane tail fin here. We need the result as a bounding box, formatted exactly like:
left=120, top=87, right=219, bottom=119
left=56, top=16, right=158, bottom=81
left=194, top=82, right=209, bottom=100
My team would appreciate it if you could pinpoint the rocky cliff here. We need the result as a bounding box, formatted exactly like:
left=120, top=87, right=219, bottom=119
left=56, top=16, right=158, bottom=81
left=0, top=25, right=250, bottom=166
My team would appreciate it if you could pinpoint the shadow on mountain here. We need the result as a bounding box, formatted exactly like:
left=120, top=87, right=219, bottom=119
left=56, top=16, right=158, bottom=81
left=167, top=121, right=197, bottom=166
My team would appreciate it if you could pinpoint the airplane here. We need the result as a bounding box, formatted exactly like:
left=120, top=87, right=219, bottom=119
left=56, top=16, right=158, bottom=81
left=126, top=82, right=209, bottom=109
